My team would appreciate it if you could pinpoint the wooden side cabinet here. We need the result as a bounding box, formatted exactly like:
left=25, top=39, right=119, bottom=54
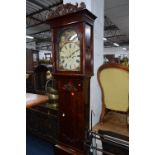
left=26, top=103, right=59, bottom=144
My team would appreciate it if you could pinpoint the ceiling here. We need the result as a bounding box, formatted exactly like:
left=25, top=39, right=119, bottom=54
left=26, top=0, right=129, bottom=50
left=26, top=0, right=63, bottom=50
left=104, top=0, right=129, bottom=48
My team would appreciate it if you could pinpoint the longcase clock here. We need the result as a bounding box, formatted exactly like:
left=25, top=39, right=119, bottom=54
left=48, top=3, right=96, bottom=154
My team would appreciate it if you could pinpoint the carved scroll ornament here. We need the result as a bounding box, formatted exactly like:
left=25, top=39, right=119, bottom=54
left=48, top=2, right=86, bottom=20
left=62, top=82, right=78, bottom=92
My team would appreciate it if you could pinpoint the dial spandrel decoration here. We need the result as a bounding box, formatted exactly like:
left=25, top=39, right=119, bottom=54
left=58, top=29, right=81, bottom=71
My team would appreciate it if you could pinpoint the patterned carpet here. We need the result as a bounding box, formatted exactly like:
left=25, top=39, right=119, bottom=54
left=26, top=133, right=55, bottom=155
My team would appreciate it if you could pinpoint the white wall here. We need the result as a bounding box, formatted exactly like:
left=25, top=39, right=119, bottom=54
left=90, top=0, right=104, bottom=127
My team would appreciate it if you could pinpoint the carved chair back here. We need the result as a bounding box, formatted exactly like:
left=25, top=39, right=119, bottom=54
left=97, top=64, right=129, bottom=122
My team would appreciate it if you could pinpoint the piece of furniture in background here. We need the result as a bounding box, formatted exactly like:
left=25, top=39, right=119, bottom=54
left=93, top=64, right=129, bottom=154
left=44, top=53, right=52, bottom=64
left=39, top=52, right=52, bottom=65
left=26, top=64, right=53, bottom=94
left=27, top=49, right=33, bottom=72
left=26, top=49, right=40, bottom=93
left=27, top=103, right=59, bottom=144
left=32, top=50, right=39, bottom=69
left=104, top=54, right=129, bottom=66
left=26, top=48, right=53, bottom=94
left=104, top=54, right=119, bottom=64
left=26, top=49, right=39, bottom=71
left=26, top=71, right=35, bottom=93
left=33, top=64, right=52, bottom=94
left=26, top=93, right=59, bottom=144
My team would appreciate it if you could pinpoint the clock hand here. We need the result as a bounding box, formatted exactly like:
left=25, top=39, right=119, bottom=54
left=70, top=49, right=80, bottom=57
left=71, top=56, right=77, bottom=59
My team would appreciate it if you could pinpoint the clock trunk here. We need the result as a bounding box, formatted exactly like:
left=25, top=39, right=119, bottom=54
left=56, top=76, right=90, bottom=151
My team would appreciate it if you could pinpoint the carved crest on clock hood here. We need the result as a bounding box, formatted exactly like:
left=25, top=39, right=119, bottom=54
left=48, top=2, right=86, bottom=20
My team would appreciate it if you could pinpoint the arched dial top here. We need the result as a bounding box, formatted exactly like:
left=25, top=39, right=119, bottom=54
left=58, top=29, right=81, bottom=71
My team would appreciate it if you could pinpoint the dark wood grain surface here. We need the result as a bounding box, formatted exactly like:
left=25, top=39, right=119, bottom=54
left=26, top=93, right=48, bottom=108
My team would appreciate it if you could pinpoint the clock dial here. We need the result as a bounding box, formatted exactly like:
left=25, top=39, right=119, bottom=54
left=59, top=42, right=80, bottom=70
left=58, top=29, right=81, bottom=71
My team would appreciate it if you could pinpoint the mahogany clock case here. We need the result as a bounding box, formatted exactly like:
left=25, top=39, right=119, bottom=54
left=47, top=4, right=97, bottom=154
left=48, top=9, right=96, bottom=77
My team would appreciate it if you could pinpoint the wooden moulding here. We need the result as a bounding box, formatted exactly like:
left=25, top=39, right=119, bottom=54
left=48, top=2, right=86, bottom=20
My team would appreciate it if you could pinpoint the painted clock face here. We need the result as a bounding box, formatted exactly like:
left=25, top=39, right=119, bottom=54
left=58, top=29, right=80, bottom=71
